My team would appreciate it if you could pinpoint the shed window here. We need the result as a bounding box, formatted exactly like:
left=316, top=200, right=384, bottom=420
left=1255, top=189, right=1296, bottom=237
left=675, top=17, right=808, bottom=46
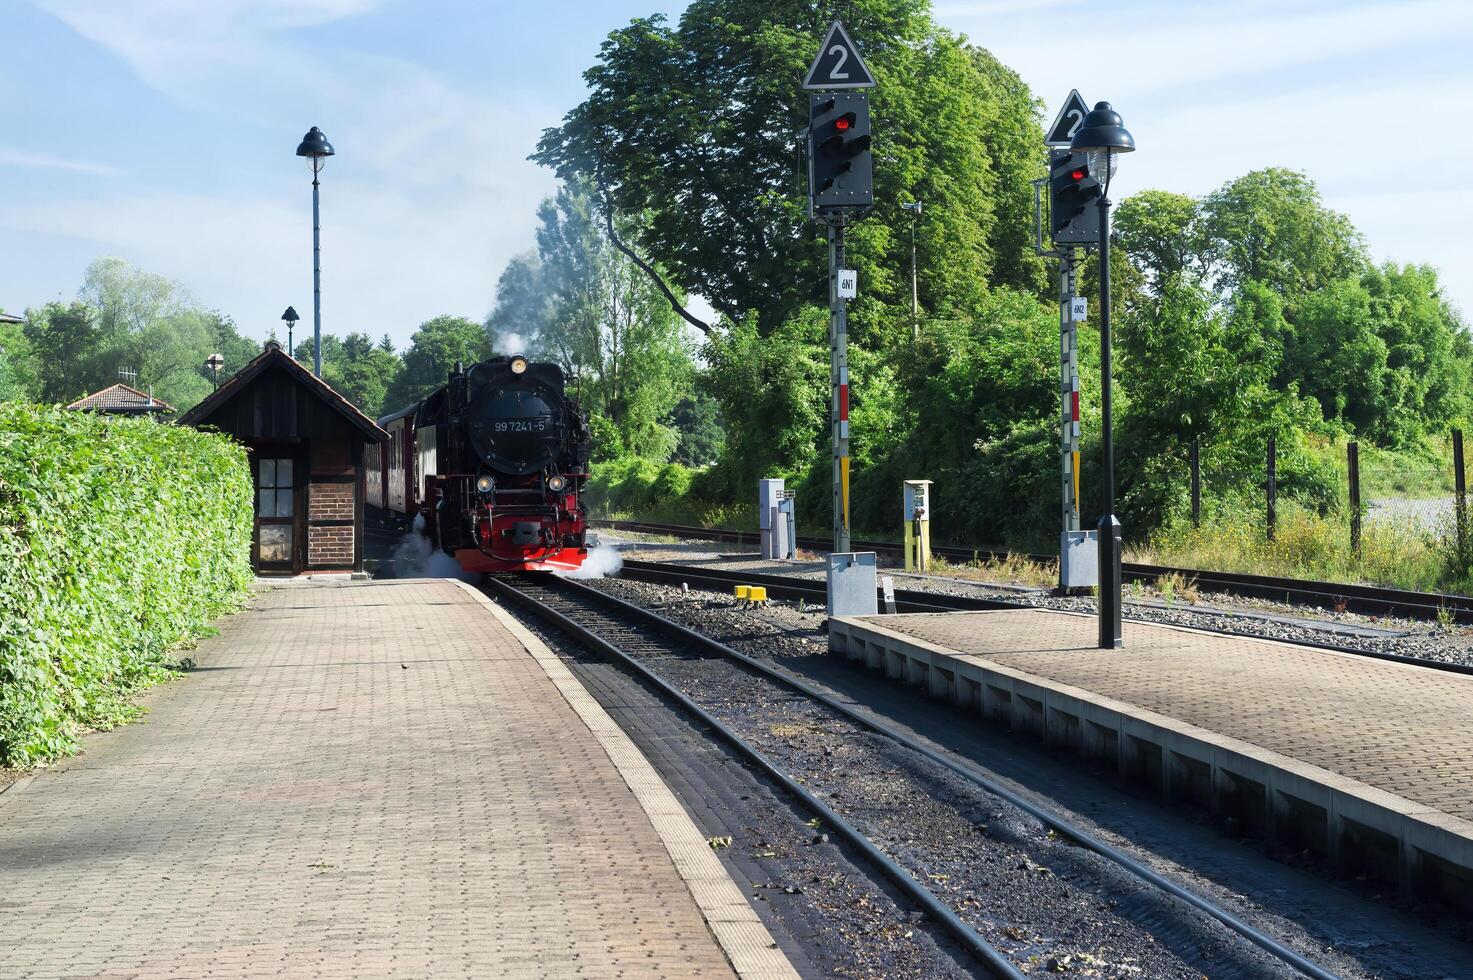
left=257, top=458, right=294, bottom=518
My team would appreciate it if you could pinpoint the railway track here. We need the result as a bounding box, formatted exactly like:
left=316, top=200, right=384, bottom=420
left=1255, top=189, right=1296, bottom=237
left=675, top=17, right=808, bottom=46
left=616, top=557, right=1473, bottom=677
left=595, top=519, right=1473, bottom=624
left=487, top=572, right=1345, bottom=980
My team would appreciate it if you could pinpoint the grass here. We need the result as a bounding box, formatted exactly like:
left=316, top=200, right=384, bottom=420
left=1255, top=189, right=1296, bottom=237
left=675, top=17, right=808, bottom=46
left=1353, top=433, right=1457, bottom=499
left=928, top=552, right=1057, bottom=588
left=1128, top=500, right=1469, bottom=595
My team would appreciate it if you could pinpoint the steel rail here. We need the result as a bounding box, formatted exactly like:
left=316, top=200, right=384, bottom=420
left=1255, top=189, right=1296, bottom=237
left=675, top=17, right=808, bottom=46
left=594, top=518, right=1473, bottom=624
left=519, top=573, right=1345, bottom=980
left=617, top=558, right=1473, bottom=678
left=482, top=573, right=1027, bottom=980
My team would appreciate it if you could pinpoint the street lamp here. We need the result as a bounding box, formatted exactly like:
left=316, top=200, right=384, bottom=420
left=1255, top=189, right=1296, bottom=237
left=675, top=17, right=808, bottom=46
left=205, top=352, right=224, bottom=389
left=1070, top=101, right=1134, bottom=650
left=294, top=126, right=335, bottom=378
left=281, top=306, right=300, bottom=358
left=900, top=199, right=922, bottom=339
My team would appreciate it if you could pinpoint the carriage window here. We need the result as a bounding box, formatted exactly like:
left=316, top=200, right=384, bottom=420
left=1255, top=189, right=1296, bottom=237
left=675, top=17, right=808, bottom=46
left=257, top=458, right=294, bottom=518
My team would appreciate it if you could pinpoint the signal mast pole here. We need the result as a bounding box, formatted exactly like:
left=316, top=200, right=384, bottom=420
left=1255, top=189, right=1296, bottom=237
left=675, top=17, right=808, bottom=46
left=830, top=217, right=851, bottom=553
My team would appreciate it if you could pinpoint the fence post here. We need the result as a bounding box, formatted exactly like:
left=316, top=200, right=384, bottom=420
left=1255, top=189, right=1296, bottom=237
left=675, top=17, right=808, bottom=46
left=1190, top=437, right=1201, bottom=529
left=1266, top=436, right=1277, bottom=542
left=1454, top=429, right=1467, bottom=567
left=1348, top=441, right=1361, bottom=555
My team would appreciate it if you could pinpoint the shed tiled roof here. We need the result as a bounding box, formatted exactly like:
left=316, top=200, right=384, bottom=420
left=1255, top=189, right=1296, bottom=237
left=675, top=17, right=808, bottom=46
left=0, top=312, right=23, bottom=325
left=66, top=383, right=176, bottom=414
left=178, top=341, right=388, bottom=442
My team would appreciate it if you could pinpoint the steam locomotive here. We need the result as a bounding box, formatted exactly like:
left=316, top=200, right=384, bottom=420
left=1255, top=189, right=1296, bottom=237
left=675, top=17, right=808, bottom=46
left=366, top=354, right=592, bottom=573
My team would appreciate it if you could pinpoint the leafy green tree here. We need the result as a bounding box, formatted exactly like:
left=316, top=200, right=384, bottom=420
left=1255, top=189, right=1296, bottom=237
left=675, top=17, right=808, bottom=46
left=1199, top=168, right=1366, bottom=303
left=704, top=308, right=829, bottom=497
left=382, top=315, right=491, bottom=411
left=668, top=387, right=725, bottom=466
left=333, top=333, right=402, bottom=418
left=295, top=332, right=402, bottom=416
left=486, top=250, right=550, bottom=354
left=534, top=0, right=1045, bottom=336
left=24, top=302, right=101, bottom=403
left=0, top=316, right=39, bottom=402
left=1114, top=190, right=1204, bottom=292
left=517, top=180, right=694, bottom=460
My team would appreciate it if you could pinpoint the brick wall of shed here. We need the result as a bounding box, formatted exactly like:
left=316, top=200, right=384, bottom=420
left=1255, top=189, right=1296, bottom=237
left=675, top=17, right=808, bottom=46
left=308, top=524, right=355, bottom=566
left=309, top=482, right=354, bottom=522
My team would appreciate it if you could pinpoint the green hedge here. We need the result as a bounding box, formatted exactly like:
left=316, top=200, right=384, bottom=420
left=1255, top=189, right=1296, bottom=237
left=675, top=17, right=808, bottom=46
left=0, top=405, right=254, bottom=766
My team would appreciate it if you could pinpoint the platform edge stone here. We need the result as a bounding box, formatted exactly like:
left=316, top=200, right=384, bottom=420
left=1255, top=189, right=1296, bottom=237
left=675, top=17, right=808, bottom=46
left=453, top=579, right=801, bottom=980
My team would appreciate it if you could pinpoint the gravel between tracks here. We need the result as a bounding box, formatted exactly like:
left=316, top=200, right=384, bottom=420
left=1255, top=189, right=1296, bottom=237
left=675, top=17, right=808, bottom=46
left=506, top=600, right=977, bottom=979
left=573, top=573, right=1473, bottom=980
left=522, top=579, right=1323, bottom=979
left=615, top=537, right=1473, bottom=668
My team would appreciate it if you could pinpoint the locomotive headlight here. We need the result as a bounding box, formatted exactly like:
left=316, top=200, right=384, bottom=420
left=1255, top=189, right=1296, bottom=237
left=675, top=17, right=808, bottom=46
left=475, top=475, right=495, bottom=495
left=547, top=474, right=566, bottom=493
left=510, top=356, right=528, bottom=375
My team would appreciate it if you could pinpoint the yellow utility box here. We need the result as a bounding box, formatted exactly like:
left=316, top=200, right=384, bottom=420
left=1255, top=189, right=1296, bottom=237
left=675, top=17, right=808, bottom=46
left=903, top=480, right=933, bottom=573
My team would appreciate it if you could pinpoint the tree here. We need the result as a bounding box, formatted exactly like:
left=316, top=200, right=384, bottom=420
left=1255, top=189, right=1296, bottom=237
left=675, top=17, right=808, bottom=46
left=485, top=250, right=550, bottom=355
left=24, top=302, right=101, bottom=403
left=533, top=0, right=1044, bottom=336
left=1199, top=168, right=1366, bottom=303
left=381, top=316, right=491, bottom=411
left=332, top=333, right=401, bottom=418
left=499, top=180, right=695, bottom=460
left=668, top=387, right=725, bottom=466
left=0, top=316, right=39, bottom=402
left=1114, top=190, right=1204, bottom=292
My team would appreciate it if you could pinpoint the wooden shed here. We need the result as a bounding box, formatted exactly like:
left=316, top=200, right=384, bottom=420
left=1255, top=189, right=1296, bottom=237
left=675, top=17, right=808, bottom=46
left=179, top=341, right=388, bottom=576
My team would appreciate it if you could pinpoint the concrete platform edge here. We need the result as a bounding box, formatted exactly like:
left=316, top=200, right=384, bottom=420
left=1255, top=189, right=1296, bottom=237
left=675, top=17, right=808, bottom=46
left=454, top=579, right=800, bottom=980
left=831, top=611, right=1473, bottom=899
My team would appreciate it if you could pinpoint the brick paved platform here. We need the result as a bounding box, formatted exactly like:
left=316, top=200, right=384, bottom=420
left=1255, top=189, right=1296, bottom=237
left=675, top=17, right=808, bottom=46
left=831, top=608, right=1473, bottom=902
left=0, top=578, right=796, bottom=979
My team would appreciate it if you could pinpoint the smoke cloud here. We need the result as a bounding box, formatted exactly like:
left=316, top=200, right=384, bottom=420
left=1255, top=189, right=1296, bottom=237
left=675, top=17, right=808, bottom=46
left=497, top=331, right=529, bottom=355
left=390, top=514, right=479, bottom=582
left=556, top=541, right=624, bottom=580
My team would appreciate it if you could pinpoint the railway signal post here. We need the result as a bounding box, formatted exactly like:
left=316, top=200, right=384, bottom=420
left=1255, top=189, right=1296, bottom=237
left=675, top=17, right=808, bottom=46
left=804, top=21, right=874, bottom=554
left=1044, top=91, right=1099, bottom=591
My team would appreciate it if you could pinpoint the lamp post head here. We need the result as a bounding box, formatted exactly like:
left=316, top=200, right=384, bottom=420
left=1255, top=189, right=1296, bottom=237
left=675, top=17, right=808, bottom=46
left=1071, top=102, right=1134, bottom=187
left=901, top=200, right=922, bottom=215
left=295, top=126, right=335, bottom=173
left=281, top=306, right=300, bottom=326
left=1070, top=102, right=1134, bottom=154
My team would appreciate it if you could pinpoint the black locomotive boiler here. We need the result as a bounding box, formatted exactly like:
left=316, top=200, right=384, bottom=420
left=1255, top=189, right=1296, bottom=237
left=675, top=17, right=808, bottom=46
left=366, top=354, right=592, bottom=572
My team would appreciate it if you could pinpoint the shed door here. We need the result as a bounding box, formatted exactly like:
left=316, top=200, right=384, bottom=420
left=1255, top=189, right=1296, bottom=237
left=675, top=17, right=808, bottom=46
left=253, top=453, right=304, bottom=574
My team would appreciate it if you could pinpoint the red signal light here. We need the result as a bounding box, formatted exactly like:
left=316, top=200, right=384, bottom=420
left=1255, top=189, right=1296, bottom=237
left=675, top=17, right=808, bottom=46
left=836, top=116, right=851, bottom=131
left=1071, top=168, right=1085, bottom=180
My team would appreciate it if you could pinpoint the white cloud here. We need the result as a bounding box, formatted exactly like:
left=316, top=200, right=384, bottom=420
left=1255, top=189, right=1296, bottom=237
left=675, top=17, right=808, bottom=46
left=940, top=0, right=1473, bottom=317
left=964, top=0, right=1473, bottom=102
left=18, top=0, right=564, bottom=346
left=0, top=149, right=122, bottom=176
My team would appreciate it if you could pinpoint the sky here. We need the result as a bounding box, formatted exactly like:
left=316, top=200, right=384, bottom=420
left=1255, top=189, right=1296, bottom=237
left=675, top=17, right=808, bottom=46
left=1, top=0, right=1469, bottom=351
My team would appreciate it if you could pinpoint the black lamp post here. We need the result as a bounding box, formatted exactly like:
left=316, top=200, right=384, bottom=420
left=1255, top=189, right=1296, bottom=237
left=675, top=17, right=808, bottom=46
left=281, top=306, right=300, bottom=359
left=294, top=126, right=335, bottom=378
left=1070, top=101, right=1134, bottom=650
left=900, top=199, right=922, bottom=340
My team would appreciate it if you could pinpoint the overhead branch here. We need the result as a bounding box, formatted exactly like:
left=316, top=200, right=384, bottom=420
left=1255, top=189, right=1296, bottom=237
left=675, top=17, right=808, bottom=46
left=596, top=178, right=712, bottom=335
